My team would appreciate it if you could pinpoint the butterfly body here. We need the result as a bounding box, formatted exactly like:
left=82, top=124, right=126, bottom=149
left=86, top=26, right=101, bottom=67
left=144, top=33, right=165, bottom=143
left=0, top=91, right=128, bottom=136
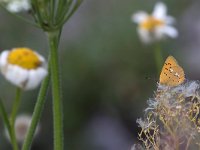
left=159, top=56, right=185, bottom=86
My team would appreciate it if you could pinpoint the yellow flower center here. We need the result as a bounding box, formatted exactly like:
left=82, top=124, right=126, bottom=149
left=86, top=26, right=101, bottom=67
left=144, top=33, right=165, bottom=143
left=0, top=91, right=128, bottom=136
left=7, top=48, right=41, bottom=69
left=140, top=16, right=164, bottom=31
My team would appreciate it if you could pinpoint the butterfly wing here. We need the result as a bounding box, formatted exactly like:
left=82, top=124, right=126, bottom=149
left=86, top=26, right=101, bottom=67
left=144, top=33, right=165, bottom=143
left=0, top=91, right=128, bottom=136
left=159, top=56, right=185, bottom=86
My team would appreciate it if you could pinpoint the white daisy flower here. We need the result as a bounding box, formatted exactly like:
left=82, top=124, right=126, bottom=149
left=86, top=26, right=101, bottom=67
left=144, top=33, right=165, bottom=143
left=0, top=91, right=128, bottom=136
left=131, top=2, right=178, bottom=44
left=5, top=114, right=40, bottom=143
left=1, top=0, right=31, bottom=13
left=0, top=47, right=48, bottom=90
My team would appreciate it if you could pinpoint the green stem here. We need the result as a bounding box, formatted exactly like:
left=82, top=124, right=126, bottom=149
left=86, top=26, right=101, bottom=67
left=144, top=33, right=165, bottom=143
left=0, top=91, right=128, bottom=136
left=22, top=69, right=50, bottom=150
left=10, top=88, right=22, bottom=124
left=10, top=87, right=22, bottom=150
left=56, top=0, right=83, bottom=29
left=10, top=125, right=19, bottom=150
left=0, top=99, right=14, bottom=149
left=48, top=30, right=63, bottom=150
left=49, top=0, right=55, bottom=24
left=154, top=43, right=163, bottom=75
left=0, top=99, right=11, bottom=136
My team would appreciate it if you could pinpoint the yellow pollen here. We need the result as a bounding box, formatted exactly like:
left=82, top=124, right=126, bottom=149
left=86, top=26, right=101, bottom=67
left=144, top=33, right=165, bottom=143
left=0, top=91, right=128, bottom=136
left=7, top=48, right=41, bottom=69
left=140, top=16, right=164, bottom=31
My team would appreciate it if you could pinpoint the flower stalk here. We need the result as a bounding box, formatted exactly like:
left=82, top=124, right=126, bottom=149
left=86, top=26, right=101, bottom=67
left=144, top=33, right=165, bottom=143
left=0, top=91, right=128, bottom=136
left=154, top=43, right=163, bottom=75
left=10, top=88, right=22, bottom=125
left=47, top=30, right=63, bottom=150
left=0, top=98, right=18, bottom=150
left=22, top=71, right=50, bottom=150
left=9, top=87, right=22, bottom=150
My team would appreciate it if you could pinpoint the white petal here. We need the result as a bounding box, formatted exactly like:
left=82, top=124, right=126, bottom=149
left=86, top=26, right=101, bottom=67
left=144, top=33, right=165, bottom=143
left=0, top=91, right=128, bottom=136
left=163, top=26, right=178, bottom=38
left=166, top=16, right=176, bottom=24
left=34, top=52, right=45, bottom=63
left=0, top=51, right=9, bottom=68
left=132, top=11, right=149, bottom=23
left=137, top=28, right=153, bottom=44
left=25, top=68, right=48, bottom=90
left=152, top=2, right=167, bottom=19
left=4, top=65, right=29, bottom=88
left=154, top=27, right=166, bottom=40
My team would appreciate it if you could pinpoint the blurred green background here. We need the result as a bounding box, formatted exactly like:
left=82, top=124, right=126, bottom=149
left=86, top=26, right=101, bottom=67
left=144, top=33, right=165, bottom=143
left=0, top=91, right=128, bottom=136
left=0, top=0, right=199, bottom=149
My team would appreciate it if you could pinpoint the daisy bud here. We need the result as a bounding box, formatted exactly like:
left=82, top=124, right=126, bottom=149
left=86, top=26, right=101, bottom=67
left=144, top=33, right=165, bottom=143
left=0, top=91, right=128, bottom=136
left=5, top=114, right=40, bottom=143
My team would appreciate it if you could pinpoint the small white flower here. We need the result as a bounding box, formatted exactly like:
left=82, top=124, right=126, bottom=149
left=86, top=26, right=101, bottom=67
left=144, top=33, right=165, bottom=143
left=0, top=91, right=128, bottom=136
left=131, top=2, right=178, bottom=44
left=2, top=0, right=31, bottom=13
left=0, top=47, right=48, bottom=90
left=5, top=114, right=40, bottom=143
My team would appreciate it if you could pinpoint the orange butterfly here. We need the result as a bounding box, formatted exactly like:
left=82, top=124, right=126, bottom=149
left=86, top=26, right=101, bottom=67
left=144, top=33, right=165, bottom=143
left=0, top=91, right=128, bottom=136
left=159, top=56, right=185, bottom=86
